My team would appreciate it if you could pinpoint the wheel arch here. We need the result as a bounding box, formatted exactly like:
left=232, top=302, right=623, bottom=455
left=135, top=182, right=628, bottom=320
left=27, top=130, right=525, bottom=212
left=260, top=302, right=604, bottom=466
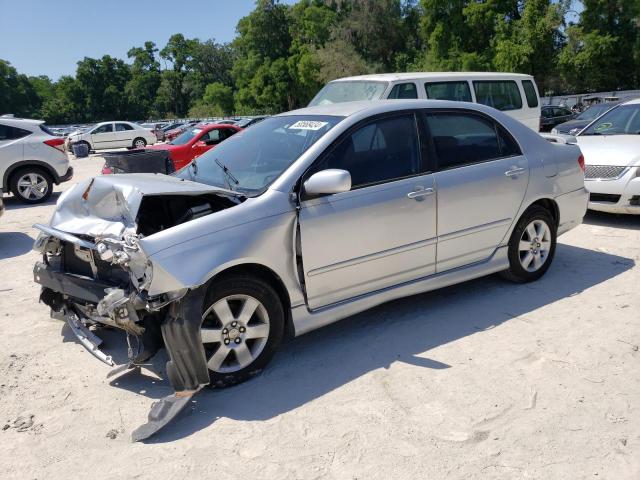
left=3, top=160, right=60, bottom=190
left=210, top=263, right=295, bottom=338
left=525, top=197, right=560, bottom=227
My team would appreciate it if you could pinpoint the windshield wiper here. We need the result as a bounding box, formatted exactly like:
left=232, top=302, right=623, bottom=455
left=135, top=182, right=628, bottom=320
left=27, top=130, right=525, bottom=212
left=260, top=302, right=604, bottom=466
left=215, top=158, right=240, bottom=189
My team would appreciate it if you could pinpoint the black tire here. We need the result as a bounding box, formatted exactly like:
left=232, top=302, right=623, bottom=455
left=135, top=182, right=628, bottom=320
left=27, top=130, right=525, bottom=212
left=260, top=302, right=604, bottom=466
left=201, top=274, right=284, bottom=388
left=9, top=167, right=54, bottom=204
left=78, top=140, right=91, bottom=152
left=132, top=137, right=147, bottom=149
left=500, top=205, right=557, bottom=283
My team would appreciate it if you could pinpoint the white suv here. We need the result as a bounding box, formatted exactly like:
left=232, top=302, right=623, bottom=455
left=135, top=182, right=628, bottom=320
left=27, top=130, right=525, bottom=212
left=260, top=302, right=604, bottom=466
left=67, top=121, right=157, bottom=152
left=0, top=117, right=73, bottom=204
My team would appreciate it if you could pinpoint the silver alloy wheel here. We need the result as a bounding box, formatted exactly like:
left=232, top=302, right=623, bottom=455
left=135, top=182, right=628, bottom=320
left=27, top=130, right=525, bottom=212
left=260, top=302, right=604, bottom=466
left=134, top=139, right=146, bottom=148
left=518, top=219, right=552, bottom=272
left=17, top=173, right=48, bottom=200
left=201, top=294, right=270, bottom=373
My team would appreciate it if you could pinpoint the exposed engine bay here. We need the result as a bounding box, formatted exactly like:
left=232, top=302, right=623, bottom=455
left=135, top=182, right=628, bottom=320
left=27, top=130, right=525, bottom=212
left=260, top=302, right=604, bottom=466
left=32, top=174, right=243, bottom=441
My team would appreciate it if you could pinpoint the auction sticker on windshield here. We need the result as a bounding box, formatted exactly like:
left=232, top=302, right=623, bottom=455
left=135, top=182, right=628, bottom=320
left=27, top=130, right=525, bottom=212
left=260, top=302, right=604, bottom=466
left=288, top=120, right=328, bottom=130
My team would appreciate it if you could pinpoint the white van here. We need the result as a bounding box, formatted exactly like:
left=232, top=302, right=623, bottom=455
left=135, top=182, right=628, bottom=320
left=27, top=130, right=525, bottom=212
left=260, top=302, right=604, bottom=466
left=308, top=72, right=541, bottom=131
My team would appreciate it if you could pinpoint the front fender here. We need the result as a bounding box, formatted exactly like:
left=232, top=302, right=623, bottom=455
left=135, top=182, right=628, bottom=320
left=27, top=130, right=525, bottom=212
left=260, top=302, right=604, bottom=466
left=144, top=211, right=304, bottom=306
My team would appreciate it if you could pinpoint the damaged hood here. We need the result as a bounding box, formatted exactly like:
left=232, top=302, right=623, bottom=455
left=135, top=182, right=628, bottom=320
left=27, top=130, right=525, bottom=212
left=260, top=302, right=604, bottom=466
left=50, top=174, right=236, bottom=238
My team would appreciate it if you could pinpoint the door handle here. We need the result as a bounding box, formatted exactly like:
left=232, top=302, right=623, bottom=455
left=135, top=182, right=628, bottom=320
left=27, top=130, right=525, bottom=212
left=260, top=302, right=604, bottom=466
left=407, top=187, right=435, bottom=199
left=504, top=167, right=526, bottom=177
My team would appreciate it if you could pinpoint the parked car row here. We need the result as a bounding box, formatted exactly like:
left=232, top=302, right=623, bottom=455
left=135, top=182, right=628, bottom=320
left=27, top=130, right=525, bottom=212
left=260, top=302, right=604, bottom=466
left=66, top=121, right=157, bottom=152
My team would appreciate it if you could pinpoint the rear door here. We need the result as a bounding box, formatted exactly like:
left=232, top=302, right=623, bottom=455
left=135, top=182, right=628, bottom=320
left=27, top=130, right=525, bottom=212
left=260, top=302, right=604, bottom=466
left=423, top=109, right=529, bottom=272
left=298, top=112, right=437, bottom=309
left=114, top=123, right=135, bottom=147
left=90, top=123, right=116, bottom=149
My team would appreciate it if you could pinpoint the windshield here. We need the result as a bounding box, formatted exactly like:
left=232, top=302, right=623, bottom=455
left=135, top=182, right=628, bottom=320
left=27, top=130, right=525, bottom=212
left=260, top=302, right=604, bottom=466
left=308, top=81, right=388, bottom=106
left=580, top=104, right=640, bottom=136
left=177, top=115, right=343, bottom=195
left=171, top=127, right=201, bottom=145
left=577, top=103, right=614, bottom=121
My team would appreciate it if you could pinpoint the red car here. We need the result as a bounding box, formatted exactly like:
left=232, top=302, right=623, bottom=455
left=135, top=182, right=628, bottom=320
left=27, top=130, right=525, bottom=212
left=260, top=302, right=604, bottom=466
left=147, top=123, right=242, bottom=170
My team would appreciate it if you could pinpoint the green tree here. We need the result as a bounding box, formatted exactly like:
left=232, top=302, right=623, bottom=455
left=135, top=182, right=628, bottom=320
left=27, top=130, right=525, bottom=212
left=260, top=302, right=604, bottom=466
left=40, top=76, right=86, bottom=124
left=126, top=41, right=162, bottom=119
left=75, top=55, right=132, bottom=120
left=493, top=0, right=566, bottom=94
left=159, top=33, right=198, bottom=116
left=0, top=59, right=40, bottom=117
left=559, top=0, right=639, bottom=91
left=190, top=82, right=234, bottom=117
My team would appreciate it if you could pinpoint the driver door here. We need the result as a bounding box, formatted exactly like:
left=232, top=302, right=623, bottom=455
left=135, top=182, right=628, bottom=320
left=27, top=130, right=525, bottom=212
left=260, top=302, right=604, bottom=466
left=91, top=123, right=116, bottom=149
left=192, top=129, right=221, bottom=157
left=298, top=113, right=437, bottom=310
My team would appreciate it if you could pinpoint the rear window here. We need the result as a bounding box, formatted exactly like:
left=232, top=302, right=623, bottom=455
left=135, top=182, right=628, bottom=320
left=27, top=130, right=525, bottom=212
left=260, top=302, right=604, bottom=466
left=521, top=80, right=539, bottom=108
left=0, top=124, right=32, bottom=141
left=425, top=81, right=472, bottom=102
left=473, top=81, right=523, bottom=111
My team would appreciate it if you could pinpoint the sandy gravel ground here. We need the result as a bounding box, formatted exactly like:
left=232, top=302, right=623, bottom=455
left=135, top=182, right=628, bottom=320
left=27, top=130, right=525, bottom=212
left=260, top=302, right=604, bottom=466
left=0, top=154, right=639, bottom=479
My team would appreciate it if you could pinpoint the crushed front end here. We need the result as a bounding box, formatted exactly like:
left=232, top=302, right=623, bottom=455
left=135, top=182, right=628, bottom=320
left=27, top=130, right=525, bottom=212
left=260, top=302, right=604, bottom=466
left=32, top=174, right=243, bottom=440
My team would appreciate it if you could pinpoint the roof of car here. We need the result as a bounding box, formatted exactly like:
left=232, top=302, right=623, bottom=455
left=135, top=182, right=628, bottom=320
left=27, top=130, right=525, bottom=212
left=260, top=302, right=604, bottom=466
left=0, top=117, right=45, bottom=127
left=330, top=72, right=534, bottom=83
left=281, top=99, right=494, bottom=118
left=623, top=98, right=640, bottom=105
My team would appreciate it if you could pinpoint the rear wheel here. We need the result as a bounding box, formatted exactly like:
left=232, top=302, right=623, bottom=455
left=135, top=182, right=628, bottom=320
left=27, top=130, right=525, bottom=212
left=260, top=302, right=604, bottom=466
left=133, top=137, right=147, bottom=149
left=500, top=206, right=556, bottom=283
left=200, top=274, right=284, bottom=388
left=9, top=168, right=53, bottom=204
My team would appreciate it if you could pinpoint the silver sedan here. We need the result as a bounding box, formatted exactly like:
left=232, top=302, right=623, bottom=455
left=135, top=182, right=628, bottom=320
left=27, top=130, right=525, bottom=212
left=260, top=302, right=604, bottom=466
left=33, top=100, right=588, bottom=439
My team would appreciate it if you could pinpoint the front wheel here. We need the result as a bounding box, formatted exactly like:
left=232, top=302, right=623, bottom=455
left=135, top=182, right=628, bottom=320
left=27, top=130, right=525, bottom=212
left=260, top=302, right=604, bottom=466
left=200, top=275, right=284, bottom=388
left=500, top=206, right=557, bottom=283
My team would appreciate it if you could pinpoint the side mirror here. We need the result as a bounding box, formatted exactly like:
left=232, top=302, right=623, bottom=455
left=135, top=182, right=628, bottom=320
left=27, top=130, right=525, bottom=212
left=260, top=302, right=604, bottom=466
left=303, top=169, right=351, bottom=196
left=193, top=140, right=207, bottom=148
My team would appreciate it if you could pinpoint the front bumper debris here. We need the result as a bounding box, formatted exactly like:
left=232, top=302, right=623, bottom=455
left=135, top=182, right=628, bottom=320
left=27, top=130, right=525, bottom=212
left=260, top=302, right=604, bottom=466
left=34, top=257, right=210, bottom=442
left=66, top=311, right=114, bottom=366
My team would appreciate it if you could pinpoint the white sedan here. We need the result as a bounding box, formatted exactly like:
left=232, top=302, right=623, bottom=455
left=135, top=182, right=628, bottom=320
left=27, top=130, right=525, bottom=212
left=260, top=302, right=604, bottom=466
left=67, top=121, right=157, bottom=152
left=576, top=98, right=640, bottom=214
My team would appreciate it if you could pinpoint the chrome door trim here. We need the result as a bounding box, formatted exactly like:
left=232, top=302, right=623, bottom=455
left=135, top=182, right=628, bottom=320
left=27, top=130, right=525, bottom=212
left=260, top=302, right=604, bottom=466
left=307, top=236, right=437, bottom=278
left=437, top=217, right=512, bottom=242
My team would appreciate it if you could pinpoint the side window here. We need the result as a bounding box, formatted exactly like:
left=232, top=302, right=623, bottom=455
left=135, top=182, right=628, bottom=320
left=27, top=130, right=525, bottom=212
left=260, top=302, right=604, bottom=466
left=497, top=126, right=522, bottom=157
left=521, top=80, right=539, bottom=108
left=473, top=81, right=523, bottom=111
left=0, top=124, right=31, bottom=140
left=387, top=83, right=418, bottom=99
left=93, top=124, right=113, bottom=134
left=318, top=114, right=421, bottom=188
left=425, top=81, right=472, bottom=102
left=202, top=129, right=221, bottom=144
left=425, top=112, right=509, bottom=170
left=115, top=123, right=134, bottom=131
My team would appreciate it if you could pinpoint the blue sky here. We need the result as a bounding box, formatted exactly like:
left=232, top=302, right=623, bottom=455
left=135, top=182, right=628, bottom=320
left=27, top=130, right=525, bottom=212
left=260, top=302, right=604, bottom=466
left=0, top=0, right=295, bottom=80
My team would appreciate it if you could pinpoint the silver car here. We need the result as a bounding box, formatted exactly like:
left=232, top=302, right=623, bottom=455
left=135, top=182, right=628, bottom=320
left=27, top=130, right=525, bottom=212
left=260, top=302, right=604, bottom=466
left=32, top=100, right=588, bottom=439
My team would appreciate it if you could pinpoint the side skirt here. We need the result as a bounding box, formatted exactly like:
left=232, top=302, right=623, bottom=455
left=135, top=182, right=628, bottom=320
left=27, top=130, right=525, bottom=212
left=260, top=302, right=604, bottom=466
left=291, top=246, right=509, bottom=336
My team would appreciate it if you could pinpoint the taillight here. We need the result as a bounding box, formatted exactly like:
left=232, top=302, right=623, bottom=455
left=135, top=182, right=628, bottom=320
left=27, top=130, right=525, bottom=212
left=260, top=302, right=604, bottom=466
left=101, top=166, right=113, bottom=175
left=44, top=138, right=66, bottom=152
left=578, top=154, right=585, bottom=172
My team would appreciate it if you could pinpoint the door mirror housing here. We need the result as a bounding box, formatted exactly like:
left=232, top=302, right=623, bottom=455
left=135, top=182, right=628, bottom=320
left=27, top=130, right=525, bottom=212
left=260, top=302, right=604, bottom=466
left=193, top=140, right=207, bottom=148
left=303, top=169, right=351, bottom=196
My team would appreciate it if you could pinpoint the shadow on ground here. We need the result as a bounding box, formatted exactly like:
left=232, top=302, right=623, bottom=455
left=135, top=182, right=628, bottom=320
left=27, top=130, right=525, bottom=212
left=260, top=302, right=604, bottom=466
left=0, top=232, right=35, bottom=259
left=2, top=192, right=61, bottom=210
left=584, top=210, right=640, bottom=230
left=60, top=243, right=634, bottom=442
